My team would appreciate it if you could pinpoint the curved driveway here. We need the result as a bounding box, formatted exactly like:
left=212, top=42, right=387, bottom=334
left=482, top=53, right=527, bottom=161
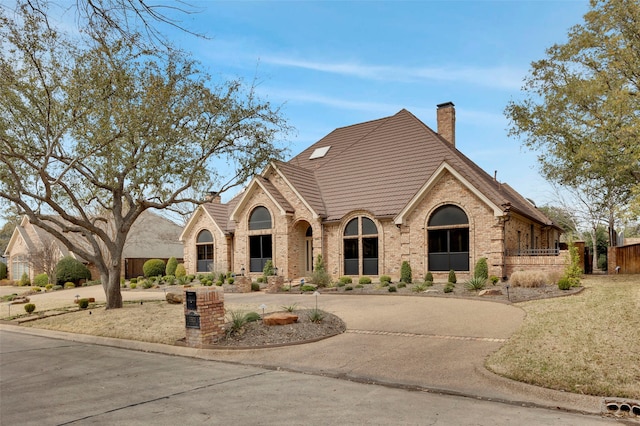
left=1, top=286, right=604, bottom=414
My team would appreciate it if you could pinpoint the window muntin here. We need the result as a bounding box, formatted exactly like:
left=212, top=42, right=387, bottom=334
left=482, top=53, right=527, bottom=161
left=196, top=230, right=214, bottom=272
left=427, top=205, right=469, bottom=271
left=11, top=255, right=29, bottom=281
left=343, top=216, right=378, bottom=275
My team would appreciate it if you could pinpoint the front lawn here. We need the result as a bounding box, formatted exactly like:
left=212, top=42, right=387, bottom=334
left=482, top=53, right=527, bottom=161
left=486, top=274, right=640, bottom=399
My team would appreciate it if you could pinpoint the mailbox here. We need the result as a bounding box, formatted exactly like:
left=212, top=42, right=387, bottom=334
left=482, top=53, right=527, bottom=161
left=186, top=291, right=197, bottom=310
left=185, top=311, right=200, bottom=329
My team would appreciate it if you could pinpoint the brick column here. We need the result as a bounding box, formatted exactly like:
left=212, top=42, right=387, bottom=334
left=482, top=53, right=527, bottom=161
left=184, top=287, right=225, bottom=347
left=235, top=276, right=251, bottom=293
left=266, top=276, right=284, bottom=293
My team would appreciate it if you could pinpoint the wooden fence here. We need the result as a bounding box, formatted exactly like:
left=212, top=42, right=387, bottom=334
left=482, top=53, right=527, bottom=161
left=608, top=244, right=640, bottom=274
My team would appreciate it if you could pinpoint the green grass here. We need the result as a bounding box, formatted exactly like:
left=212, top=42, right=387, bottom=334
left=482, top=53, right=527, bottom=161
left=487, top=275, right=640, bottom=399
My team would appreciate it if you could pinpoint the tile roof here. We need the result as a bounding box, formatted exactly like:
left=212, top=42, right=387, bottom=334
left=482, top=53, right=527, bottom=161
left=203, top=108, right=555, bottom=229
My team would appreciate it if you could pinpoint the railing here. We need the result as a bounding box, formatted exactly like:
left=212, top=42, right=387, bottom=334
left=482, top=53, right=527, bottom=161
left=505, top=248, right=560, bottom=257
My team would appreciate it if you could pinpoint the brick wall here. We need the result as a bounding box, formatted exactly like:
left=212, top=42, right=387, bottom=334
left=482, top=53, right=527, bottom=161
left=504, top=250, right=569, bottom=277
left=183, top=287, right=225, bottom=347
left=182, top=208, right=231, bottom=276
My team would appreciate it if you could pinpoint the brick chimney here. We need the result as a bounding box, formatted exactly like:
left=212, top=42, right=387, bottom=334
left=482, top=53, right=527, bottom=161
left=436, top=102, right=455, bottom=147
left=205, top=191, right=221, bottom=203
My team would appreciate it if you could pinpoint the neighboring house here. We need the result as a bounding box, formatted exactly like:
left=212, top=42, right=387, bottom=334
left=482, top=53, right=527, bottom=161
left=181, top=103, right=564, bottom=281
left=3, top=210, right=184, bottom=282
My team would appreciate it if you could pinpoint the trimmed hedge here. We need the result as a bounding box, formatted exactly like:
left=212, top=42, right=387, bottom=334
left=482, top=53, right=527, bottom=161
left=56, top=257, right=91, bottom=285
left=143, top=259, right=165, bottom=278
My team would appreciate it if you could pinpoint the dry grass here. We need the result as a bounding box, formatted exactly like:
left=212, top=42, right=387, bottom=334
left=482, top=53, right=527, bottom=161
left=508, top=270, right=553, bottom=288
left=24, top=301, right=186, bottom=345
left=487, top=274, right=640, bottom=399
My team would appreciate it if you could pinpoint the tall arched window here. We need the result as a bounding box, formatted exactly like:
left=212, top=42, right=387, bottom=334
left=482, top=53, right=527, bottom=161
left=11, top=255, right=30, bottom=281
left=427, top=205, right=469, bottom=271
left=196, top=230, right=214, bottom=272
left=343, top=216, right=378, bottom=275
left=249, top=206, right=273, bottom=272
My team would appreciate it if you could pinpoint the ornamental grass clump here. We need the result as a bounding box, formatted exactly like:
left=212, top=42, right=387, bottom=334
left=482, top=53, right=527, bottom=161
left=307, top=309, right=324, bottom=323
left=464, top=276, right=486, bottom=291
left=509, top=270, right=547, bottom=288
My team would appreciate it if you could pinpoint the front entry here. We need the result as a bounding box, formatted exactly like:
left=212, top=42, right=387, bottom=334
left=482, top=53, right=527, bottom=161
left=305, top=226, right=313, bottom=275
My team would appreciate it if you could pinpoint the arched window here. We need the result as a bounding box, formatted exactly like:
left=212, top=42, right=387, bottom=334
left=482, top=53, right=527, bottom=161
left=343, top=216, right=378, bottom=275
left=196, top=230, right=214, bottom=272
left=249, top=206, right=272, bottom=230
left=427, top=205, right=469, bottom=271
left=11, top=255, right=29, bottom=281
left=249, top=206, right=273, bottom=272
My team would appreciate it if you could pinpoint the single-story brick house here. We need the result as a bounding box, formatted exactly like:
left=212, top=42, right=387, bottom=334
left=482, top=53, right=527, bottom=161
left=180, top=103, right=564, bottom=281
left=3, top=210, right=184, bottom=282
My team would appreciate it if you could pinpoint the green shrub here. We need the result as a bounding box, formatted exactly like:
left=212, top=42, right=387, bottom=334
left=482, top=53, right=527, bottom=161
left=345, top=285, right=353, bottom=291
left=163, top=275, right=176, bottom=285
left=175, top=264, right=186, bottom=278
left=355, top=284, right=363, bottom=289
left=336, top=281, right=345, bottom=287
left=33, top=273, right=49, bottom=287
left=52, top=285, right=62, bottom=291
left=358, top=277, right=372, bottom=285
left=262, top=260, right=275, bottom=277
left=400, top=261, right=412, bottom=283
left=218, top=272, right=226, bottom=283
left=215, top=280, right=223, bottom=286
left=300, top=284, right=316, bottom=292
left=257, top=276, right=265, bottom=283
left=448, top=270, right=457, bottom=284
left=186, top=274, right=195, bottom=281
left=165, top=257, right=178, bottom=276
left=0, top=262, right=7, bottom=280
left=227, top=277, right=234, bottom=285
left=339, top=276, right=353, bottom=284
left=78, top=298, right=89, bottom=309
left=56, top=257, right=91, bottom=285
left=226, top=310, right=249, bottom=336
left=19, top=272, right=30, bottom=286
left=380, top=281, right=389, bottom=287
left=311, top=254, right=331, bottom=287
left=444, top=283, right=454, bottom=293
left=64, top=281, right=76, bottom=289
left=251, top=282, right=260, bottom=291
left=411, top=283, right=427, bottom=293
left=424, top=280, right=433, bottom=287
left=282, top=303, right=298, bottom=312
left=474, top=257, right=488, bottom=280
left=564, top=241, right=582, bottom=287
left=130, top=277, right=138, bottom=284
left=244, top=311, right=261, bottom=322
left=464, top=276, right=486, bottom=291
left=32, top=287, right=41, bottom=292
left=388, top=285, right=397, bottom=292
left=307, top=309, right=324, bottom=323
left=558, top=277, right=571, bottom=290
left=424, top=271, right=433, bottom=282
left=143, top=259, right=165, bottom=278
left=380, top=275, right=392, bottom=284
left=397, top=282, right=406, bottom=288
left=45, top=284, right=53, bottom=291
left=143, top=280, right=154, bottom=289
left=490, top=275, right=500, bottom=285
left=130, top=283, right=137, bottom=289
left=24, top=303, right=36, bottom=314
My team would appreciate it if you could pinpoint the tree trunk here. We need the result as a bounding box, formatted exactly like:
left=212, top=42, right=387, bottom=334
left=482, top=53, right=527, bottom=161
left=103, top=270, right=123, bottom=309
left=591, top=229, right=598, bottom=272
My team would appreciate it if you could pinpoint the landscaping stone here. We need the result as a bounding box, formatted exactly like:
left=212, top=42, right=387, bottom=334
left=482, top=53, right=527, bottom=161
left=263, top=312, right=298, bottom=326
left=165, top=292, right=183, bottom=304
left=479, top=288, right=503, bottom=296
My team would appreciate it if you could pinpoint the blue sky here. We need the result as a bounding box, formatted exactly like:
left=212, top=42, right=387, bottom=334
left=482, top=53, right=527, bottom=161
left=2, top=1, right=592, bottom=229
left=167, top=0, right=590, bottom=205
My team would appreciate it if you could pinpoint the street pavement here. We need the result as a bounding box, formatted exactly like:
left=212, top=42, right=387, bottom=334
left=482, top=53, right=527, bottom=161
left=0, top=285, right=627, bottom=424
left=0, top=330, right=618, bottom=425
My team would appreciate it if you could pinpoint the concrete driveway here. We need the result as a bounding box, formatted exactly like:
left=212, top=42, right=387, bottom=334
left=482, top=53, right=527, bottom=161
left=0, top=286, right=606, bottom=416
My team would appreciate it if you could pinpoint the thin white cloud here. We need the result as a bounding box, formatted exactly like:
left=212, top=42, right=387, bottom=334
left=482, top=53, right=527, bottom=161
left=262, top=56, right=526, bottom=90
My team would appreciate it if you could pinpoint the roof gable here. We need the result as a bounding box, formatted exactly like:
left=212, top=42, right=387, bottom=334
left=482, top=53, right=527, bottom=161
left=230, top=174, right=294, bottom=222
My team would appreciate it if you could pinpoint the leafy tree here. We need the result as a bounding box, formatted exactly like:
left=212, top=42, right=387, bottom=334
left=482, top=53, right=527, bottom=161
left=505, top=0, right=640, bottom=245
left=0, top=4, right=289, bottom=308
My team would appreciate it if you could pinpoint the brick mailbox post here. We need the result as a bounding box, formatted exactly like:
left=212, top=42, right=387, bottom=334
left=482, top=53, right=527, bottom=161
left=183, top=287, right=225, bottom=347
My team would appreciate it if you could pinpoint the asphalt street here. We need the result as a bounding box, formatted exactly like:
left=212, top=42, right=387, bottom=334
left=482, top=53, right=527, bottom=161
left=0, top=330, right=618, bottom=425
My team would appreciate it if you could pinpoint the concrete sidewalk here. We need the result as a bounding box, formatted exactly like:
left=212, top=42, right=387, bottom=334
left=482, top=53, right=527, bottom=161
left=1, top=287, right=607, bottom=418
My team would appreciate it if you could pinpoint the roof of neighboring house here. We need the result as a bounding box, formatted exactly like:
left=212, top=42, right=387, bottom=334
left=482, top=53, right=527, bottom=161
left=4, top=211, right=183, bottom=261
left=197, top=108, right=556, bottom=229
